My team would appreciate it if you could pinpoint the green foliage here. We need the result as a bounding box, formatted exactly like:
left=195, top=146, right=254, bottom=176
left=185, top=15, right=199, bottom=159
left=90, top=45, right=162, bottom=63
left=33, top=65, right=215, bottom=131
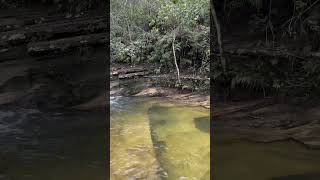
left=212, top=56, right=271, bottom=93
left=212, top=52, right=320, bottom=99
left=156, top=0, right=209, bottom=29
left=111, top=0, right=210, bottom=77
left=210, top=0, right=320, bottom=100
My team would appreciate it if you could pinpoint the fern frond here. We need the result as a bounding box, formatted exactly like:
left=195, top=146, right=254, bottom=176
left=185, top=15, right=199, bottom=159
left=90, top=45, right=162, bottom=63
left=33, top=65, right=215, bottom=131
left=231, top=74, right=266, bottom=89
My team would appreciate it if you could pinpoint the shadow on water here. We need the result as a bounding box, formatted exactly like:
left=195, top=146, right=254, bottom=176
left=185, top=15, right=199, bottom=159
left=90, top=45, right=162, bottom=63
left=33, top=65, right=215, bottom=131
left=147, top=105, right=174, bottom=153
left=194, top=116, right=210, bottom=133
left=147, top=106, right=169, bottom=151
left=269, top=173, right=320, bottom=180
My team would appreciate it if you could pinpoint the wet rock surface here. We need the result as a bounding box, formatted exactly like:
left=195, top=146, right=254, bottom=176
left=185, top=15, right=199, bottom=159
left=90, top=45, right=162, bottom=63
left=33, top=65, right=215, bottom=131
left=110, top=66, right=210, bottom=109
left=0, top=8, right=107, bottom=110
left=269, top=173, right=320, bottom=180
left=213, top=100, right=320, bottom=149
left=0, top=6, right=107, bottom=179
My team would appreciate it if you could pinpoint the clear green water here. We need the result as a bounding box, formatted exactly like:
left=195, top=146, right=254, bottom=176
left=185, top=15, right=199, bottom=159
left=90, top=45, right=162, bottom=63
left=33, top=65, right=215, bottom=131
left=110, top=97, right=210, bottom=180
left=111, top=96, right=320, bottom=180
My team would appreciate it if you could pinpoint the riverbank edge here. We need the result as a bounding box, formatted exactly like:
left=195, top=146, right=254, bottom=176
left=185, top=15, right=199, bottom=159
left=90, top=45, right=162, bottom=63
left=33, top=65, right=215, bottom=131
left=111, top=81, right=320, bottom=150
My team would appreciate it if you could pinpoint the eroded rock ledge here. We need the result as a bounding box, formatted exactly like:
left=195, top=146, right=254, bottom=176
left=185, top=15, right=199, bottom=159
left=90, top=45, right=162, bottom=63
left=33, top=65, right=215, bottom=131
left=213, top=99, right=320, bottom=149
left=0, top=8, right=107, bottom=110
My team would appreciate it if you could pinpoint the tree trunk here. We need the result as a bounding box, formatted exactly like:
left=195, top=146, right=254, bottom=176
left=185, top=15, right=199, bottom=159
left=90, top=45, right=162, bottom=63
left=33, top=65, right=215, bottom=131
left=211, top=0, right=226, bottom=72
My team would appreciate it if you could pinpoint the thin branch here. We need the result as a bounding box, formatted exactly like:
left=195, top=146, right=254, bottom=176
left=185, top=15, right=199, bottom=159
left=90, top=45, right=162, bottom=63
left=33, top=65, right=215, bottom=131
left=282, top=0, right=320, bottom=28
left=300, top=0, right=320, bottom=16
left=265, top=0, right=274, bottom=46
left=172, top=34, right=181, bottom=84
left=126, top=19, right=132, bottom=42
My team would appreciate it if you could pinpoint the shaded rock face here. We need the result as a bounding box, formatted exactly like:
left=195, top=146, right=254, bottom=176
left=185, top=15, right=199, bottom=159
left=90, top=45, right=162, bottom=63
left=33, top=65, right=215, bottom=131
left=0, top=7, right=108, bottom=110
left=110, top=68, right=153, bottom=97
left=1, top=0, right=107, bottom=14
left=213, top=100, right=320, bottom=149
left=269, top=173, right=320, bottom=180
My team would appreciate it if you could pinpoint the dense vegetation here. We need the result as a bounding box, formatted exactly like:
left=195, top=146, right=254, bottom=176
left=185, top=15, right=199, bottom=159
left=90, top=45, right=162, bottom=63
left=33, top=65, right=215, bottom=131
left=111, top=0, right=210, bottom=80
left=211, top=0, right=320, bottom=101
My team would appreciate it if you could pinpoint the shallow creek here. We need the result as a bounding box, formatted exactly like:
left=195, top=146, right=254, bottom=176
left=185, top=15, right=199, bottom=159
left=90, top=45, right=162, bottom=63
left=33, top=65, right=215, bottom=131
left=110, top=96, right=210, bottom=179
left=111, top=96, right=320, bottom=180
left=1, top=96, right=319, bottom=180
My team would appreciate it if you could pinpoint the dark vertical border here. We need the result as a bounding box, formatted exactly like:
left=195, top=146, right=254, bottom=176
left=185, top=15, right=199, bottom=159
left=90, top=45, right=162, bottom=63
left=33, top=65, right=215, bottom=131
left=105, top=0, right=111, bottom=178
left=210, top=0, right=214, bottom=179
left=210, top=0, right=215, bottom=179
